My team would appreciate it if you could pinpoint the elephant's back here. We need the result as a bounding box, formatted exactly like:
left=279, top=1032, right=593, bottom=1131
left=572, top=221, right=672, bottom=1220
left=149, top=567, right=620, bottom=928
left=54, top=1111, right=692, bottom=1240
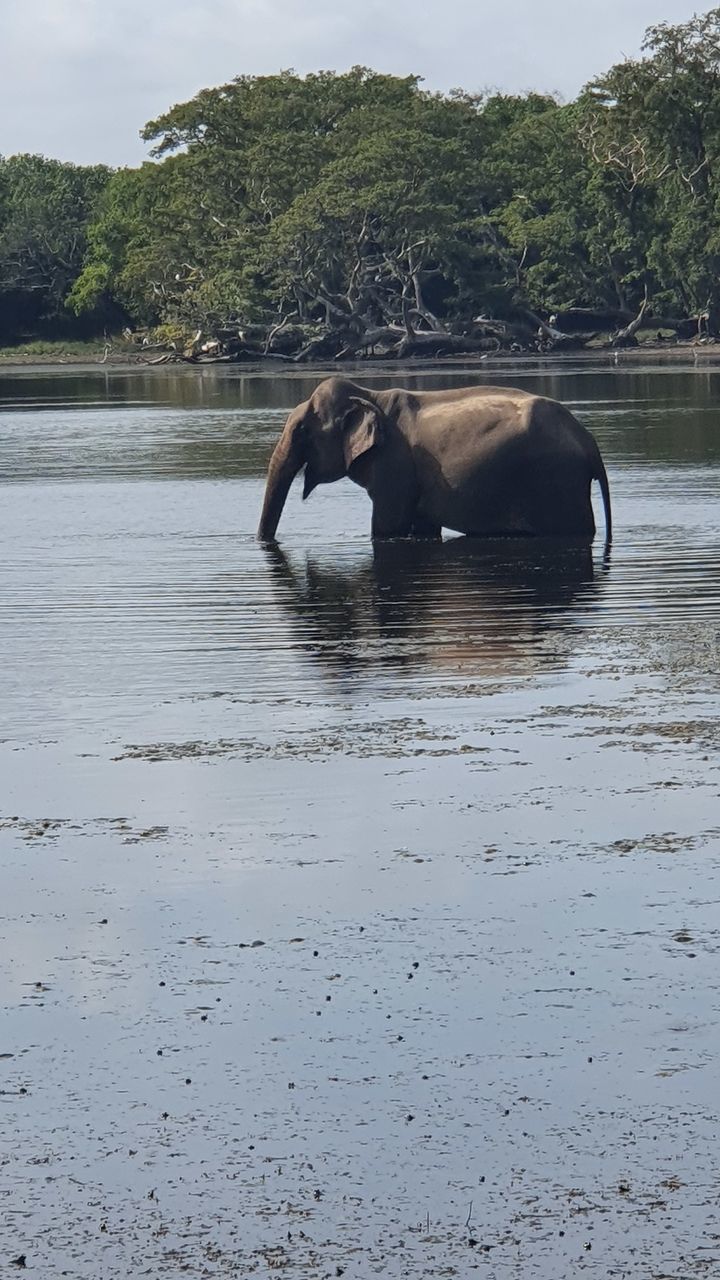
left=412, top=388, right=534, bottom=452
left=411, top=390, right=598, bottom=537
left=407, top=382, right=537, bottom=409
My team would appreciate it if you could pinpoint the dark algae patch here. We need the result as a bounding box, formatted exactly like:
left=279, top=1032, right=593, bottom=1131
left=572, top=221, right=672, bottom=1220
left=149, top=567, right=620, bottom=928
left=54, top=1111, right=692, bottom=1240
left=0, top=363, right=719, bottom=1277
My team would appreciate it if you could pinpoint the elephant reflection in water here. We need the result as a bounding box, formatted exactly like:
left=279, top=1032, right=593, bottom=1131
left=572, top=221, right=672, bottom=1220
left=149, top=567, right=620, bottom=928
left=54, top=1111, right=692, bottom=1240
left=265, top=537, right=608, bottom=685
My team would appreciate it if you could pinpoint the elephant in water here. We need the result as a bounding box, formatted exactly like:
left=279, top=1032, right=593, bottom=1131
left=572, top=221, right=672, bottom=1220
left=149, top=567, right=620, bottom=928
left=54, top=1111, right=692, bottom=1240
left=258, top=376, right=612, bottom=543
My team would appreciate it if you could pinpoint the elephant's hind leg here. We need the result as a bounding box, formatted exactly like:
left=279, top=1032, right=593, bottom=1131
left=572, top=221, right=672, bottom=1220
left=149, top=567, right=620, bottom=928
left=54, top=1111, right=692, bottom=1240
left=525, top=465, right=597, bottom=538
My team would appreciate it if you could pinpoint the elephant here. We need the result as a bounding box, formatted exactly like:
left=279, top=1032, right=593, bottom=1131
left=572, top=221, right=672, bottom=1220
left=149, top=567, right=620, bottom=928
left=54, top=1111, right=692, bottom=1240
left=257, top=376, right=612, bottom=543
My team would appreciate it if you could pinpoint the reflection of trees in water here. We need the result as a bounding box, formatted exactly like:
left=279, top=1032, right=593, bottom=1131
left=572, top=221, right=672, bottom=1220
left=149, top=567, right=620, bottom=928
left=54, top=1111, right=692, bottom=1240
left=266, top=538, right=609, bottom=684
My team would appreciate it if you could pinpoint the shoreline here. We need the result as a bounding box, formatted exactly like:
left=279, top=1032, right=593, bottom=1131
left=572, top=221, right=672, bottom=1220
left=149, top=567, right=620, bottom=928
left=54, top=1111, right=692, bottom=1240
left=2, top=342, right=720, bottom=373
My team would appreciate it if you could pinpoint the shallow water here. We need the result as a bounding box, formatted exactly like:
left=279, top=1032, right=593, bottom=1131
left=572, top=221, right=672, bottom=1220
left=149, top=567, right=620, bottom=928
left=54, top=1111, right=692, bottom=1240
left=1, top=361, right=719, bottom=1277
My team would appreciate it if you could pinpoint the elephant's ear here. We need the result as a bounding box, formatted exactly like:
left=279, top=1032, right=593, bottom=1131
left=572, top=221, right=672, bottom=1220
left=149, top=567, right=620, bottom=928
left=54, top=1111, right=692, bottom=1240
left=343, top=397, right=382, bottom=470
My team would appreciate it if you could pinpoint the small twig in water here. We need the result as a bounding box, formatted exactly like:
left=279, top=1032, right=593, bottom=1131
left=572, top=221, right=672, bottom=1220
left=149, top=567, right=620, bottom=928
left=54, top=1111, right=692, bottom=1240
left=465, top=1200, right=473, bottom=1230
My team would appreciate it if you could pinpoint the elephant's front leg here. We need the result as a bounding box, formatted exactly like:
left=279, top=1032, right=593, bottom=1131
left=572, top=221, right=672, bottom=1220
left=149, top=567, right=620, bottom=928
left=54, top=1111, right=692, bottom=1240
left=368, top=477, right=414, bottom=539
left=371, top=507, right=408, bottom=539
left=366, top=453, right=438, bottom=539
left=371, top=505, right=441, bottom=540
left=409, top=512, right=442, bottom=540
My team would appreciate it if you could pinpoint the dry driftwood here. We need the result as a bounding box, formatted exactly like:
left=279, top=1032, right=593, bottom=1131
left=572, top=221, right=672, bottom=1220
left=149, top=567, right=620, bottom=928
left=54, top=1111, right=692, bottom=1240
left=611, top=287, right=649, bottom=347
left=394, top=331, right=500, bottom=358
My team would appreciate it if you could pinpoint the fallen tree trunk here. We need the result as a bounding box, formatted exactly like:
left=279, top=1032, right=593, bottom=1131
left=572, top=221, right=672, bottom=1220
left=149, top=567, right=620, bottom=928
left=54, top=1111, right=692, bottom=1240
left=334, top=325, right=410, bottom=358
left=523, top=309, right=598, bottom=350
left=611, top=288, right=649, bottom=347
left=394, top=331, right=501, bottom=358
left=137, top=352, right=176, bottom=365
left=293, top=331, right=348, bottom=362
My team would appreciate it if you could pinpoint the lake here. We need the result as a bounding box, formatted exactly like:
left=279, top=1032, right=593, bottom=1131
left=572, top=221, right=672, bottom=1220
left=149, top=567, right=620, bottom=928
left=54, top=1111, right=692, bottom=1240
left=1, top=360, right=719, bottom=1278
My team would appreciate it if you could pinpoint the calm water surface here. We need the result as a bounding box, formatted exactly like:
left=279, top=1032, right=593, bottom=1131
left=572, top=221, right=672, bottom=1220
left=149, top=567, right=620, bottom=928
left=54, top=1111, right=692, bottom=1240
left=1, top=361, right=719, bottom=1278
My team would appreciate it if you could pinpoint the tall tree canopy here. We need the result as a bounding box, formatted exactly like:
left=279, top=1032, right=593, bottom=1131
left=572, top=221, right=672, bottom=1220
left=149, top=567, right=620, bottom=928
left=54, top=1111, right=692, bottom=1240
left=7, top=9, right=720, bottom=350
left=0, top=154, right=110, bottom=340
left=582, top=8, right=720, bottom=322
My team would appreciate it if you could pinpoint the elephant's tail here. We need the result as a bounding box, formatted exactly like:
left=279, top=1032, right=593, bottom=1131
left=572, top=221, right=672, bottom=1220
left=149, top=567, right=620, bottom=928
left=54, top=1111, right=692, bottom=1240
left=593, top=452, right=612, bottom=542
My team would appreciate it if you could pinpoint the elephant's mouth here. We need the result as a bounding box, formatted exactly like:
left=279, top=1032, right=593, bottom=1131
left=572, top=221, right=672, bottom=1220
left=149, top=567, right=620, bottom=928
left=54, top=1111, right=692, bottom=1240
left=303, top=463, right=344, bottom=498
left=302, top=467, right=318, bottom=500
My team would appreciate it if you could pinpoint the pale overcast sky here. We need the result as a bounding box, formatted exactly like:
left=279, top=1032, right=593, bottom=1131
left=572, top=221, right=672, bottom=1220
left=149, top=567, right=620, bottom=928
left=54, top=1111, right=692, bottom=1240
left=0, top=0, right=707, bottom=167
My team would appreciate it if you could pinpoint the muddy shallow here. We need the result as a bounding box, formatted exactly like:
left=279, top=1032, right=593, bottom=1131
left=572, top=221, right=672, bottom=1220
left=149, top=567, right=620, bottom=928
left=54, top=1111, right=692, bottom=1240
left=1, top=362, right=719, bottom=1277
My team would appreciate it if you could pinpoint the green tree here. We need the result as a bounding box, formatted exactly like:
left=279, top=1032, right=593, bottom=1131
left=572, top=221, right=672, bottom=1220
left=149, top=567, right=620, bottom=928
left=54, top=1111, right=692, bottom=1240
left=68, top=19, right=720, bottom=352
left=583, top=7, right=720, bottom=321
left=72, top=70, right=502, bottom=346
left=0, top=154, right=110, bottom=340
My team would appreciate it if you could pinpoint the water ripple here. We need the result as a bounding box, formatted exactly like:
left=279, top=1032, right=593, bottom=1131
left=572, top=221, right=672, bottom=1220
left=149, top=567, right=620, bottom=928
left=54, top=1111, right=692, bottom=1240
left=0, top=370, right=719, bottom=735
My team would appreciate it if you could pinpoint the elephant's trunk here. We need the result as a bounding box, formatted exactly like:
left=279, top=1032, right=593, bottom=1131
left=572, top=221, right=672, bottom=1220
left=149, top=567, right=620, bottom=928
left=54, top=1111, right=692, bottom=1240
left=257, top=415, right=305, bottom=541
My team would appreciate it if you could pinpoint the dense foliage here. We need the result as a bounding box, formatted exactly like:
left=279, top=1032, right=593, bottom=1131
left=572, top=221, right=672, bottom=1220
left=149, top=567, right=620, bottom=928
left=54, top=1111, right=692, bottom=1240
left=0, top=155, right=112, bottom=342
left=5, top=8, right=720, bottom=350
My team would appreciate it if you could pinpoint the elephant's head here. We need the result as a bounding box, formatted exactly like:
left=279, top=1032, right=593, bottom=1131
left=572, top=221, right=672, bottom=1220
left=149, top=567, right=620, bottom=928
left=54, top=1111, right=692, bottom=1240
left=257, top=378, right=384, bottom=541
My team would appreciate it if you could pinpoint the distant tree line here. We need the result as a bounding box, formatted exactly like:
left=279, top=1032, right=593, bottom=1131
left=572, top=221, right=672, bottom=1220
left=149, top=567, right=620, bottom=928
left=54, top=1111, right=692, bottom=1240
left=0, top=155, right=116, bottom=343
left=4, top=8, right=720, bottom=356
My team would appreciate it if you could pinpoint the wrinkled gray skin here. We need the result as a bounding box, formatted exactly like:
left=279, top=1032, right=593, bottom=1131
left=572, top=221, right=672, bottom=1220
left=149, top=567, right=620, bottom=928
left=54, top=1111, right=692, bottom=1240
left=257, top=376, right=612, bottom=542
